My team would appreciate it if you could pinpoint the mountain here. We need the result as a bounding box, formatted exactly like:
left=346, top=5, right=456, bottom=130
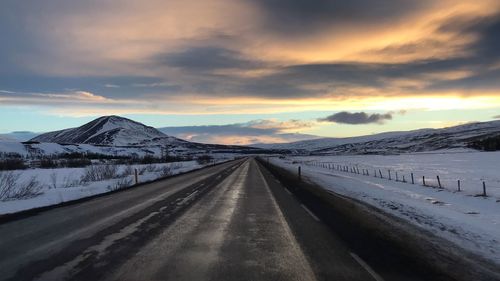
left=255, top=120, right=500, bottom=154
left=0, top=135, right=16, bottom=142
left=31, top=116, right=187, bottom=147
left=0, top=131, right=40, bottom=141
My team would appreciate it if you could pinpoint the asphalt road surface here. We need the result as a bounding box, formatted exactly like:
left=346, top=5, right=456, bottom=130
left=0, top=158, right=428, bottom=281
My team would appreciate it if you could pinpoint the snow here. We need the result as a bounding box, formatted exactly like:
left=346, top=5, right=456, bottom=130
left=256, top=120, right=500, bottom=154
left=0, top=159, right=229, bottom=215
left=290, top=152, right=500, bottom=198
left=269, top=152, right=500, bottom=265
left=0, top=140, right=169, bottom=158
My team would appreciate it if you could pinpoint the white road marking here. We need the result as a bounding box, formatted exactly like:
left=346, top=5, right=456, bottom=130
left=284, top=188, right=293, bottom=195
left=300, top=204, right=320, bottom=222
left=177, top=190, right=199, bottom=206
left=350, top=252, right=385, bottom=281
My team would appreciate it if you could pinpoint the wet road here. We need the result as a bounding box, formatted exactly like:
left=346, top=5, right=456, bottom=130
left=0, top=158, right=413, bottom=281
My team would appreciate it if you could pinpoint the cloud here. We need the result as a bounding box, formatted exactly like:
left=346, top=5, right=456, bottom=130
left=159, top=119, right=317, bottom=145
left=157, top=47, right=262, bottom=71
left=319, top=111, right=393, bottom=125
left=251, top=0, right=431, bottom=36
left=1, top=0, right=500, bottom=117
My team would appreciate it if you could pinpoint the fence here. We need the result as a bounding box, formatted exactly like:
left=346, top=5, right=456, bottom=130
left=300, top=160, right=492, bottom=197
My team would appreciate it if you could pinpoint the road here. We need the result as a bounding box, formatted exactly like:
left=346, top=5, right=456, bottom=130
left=0, top=158, right=427, bottom=281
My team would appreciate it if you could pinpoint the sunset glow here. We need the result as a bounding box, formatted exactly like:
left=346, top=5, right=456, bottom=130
left=1, top=0, right=500, bottom=144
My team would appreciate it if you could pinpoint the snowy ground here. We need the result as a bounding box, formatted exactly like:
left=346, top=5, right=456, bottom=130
left=292, top=151, right=500, bottom=198
left=0, top=159, right=230, bottom=215
left=269, top=152, right=500, bottom=265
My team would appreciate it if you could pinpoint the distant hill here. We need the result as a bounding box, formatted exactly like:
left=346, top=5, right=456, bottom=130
left=26, top=115, right=274, bottom=155
left=0, top=131, right=39, bottom=142
left=31, top=115, right=186, bottom=147
left=255, top=120, right=500, bottom=154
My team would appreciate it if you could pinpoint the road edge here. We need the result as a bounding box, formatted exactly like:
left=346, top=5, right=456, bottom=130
left=0, top=159, right=237, bottom=223
left=257, top=157, right=500, bottom=281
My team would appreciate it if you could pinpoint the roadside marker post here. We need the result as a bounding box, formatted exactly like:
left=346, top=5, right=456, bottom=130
left=134, top=168, right=139, bottom=184
left=298, top=166, right=302, bottom=181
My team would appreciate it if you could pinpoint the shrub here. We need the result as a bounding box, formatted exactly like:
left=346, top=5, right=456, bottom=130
left=121, top=165, right=134, bottom=177
left=0, top=159, right=26, bottom=171
left=0, top=172, right=42, bottom=200
left=0, top=171, right=19, bottom=200
left=146, top=164, right=157, bottom=173
left=158, top=166, right=172, bottom=177
left=40, top=158, right=58, bottom=169
left=64, top=158, right=92, bottom=168
left=13, top=176, right=43, bottom=199
left=81, top=164, right=118, bottom=182
left=196, top=155, right=213, bottom=165
left=108, top=177, right=132, bottom=191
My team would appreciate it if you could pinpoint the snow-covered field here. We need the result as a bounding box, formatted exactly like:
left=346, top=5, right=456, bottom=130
left=0, top=159, right=228, bottom=215
left=292, top=151, right=500, bottom=198
left=269, top=152, right=500, bottom=265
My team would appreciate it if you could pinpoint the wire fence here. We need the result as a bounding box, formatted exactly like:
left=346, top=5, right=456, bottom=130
left=297, top=160, right=498, bottom=198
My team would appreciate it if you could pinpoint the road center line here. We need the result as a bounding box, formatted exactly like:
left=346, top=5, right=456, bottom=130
left=300, top=204, right=320, bottom=222
left=350, top=252, right=385, bottom=281
left=284, top=188, right=293, bottom=195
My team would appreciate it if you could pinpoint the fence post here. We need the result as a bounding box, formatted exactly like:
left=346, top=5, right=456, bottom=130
left=379, top=169, right=383, bottom=178
left=422, top=176, right=426, bottom=186
left=396, top=172, right=399, bottom=182
left=134, top=168, right=139, bottom=184
left=403, top=175, right=406, bottom=183
left=457, top=180, right=461, bottom=192
left=437, top=176, right=442, bottom=189
left=483, top=181, right=487, bottom=196
left=388, top=170, right=392, bottom=180
left=298, top=166, right=301, bottom=180
left=374, top=169, right=377, bottom=177
left=411, top=173, right=414, bottom=184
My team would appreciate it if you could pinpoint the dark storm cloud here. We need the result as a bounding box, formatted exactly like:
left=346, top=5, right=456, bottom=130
left=1, top=0, right=500, bottom=107
left=157, top=47, right=262, bottom=71
left=319, top=112, right=393, bottom=124
left=439, top=13, right=500, bottom=59
left=252, top=0, right=429, bottom=35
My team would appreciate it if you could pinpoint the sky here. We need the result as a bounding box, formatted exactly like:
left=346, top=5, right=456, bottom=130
left=1, top=0, right=500, bottom=144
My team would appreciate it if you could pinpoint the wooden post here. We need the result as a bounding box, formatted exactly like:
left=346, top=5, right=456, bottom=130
left=403, top=175, right=406, bottom=183
left=422, top=176, right=426, bottom=186
left=366, top=170, right=369, bottom=176
left=411, top=173, right=414, bottom=184
left=298, top=166, right=301, bottom=180
left=395, top=172, right=399, bottom=182
left=374, top=169, right=377, bottom=177
left=388, top=170, right=392, bottom=180
left=134, top=168, right=138, bottom=184
left=483, top=181, right=487, bottom=196
left=457, top=180, right=461, bottom=192
left=437, top=176, right=442, bottom=188
left=379, top=169, right=383, bottom=178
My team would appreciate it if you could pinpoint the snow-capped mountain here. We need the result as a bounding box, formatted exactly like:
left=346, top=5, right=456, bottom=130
left=31, top=116, right=186, bottom=146
left=256, top=120, right=500, bottom=154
